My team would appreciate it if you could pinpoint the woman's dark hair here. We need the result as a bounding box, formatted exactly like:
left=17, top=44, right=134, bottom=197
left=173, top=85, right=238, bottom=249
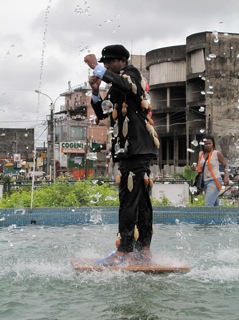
left=202, top=134, right=216, bottom=149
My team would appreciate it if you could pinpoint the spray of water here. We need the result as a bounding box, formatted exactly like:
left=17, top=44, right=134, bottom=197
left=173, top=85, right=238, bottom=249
left=30, top=1, right=52, bottom=210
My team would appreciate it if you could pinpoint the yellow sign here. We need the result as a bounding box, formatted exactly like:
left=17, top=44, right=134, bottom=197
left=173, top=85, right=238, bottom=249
left=40, top=153, right=47, bottom=158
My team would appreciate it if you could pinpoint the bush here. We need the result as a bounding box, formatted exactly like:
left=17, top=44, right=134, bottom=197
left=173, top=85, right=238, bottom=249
left=0, top=178, right=119, bottom=208
left=1, top=177, right=236, bottom=208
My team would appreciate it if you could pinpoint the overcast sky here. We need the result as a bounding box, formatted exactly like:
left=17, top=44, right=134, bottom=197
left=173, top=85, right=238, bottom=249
left=1, top=0, right=239, bottom=146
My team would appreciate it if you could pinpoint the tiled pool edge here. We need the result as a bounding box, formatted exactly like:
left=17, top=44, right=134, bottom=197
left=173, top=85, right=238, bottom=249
left=0, top=206, right=239, bottom=226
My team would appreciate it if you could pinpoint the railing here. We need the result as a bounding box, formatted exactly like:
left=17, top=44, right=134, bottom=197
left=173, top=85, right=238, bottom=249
left=1, top=178, right=238, bottom=204
left=0, top=178, right=191, bottom=193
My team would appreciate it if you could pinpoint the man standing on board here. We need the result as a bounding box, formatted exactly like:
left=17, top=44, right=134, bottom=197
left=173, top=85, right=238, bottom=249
left=84, top=44, right=159, bottom=266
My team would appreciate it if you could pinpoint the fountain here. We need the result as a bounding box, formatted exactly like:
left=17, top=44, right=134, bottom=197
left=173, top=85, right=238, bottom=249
left=1, top=221, right=239, bottom=319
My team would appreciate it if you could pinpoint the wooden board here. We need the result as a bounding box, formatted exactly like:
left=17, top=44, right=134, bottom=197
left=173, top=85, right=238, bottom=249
left=71, top=258, right=189, bottom=274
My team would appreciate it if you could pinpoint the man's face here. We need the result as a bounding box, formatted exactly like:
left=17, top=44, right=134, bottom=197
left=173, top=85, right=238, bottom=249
left=103, top=58, right=123, bottom=73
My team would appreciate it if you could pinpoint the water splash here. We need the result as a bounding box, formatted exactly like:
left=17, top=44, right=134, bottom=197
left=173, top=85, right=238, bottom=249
left=212, top=30, right=219, bottom=43
left=31, top=0, right=52, bottom=210
left=89, top=209, right=103, bottom=224
left=191, top=139, right=198, bottom=147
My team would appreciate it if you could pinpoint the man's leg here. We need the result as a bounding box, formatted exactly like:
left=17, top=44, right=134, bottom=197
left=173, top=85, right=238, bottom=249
left=135, top=184, right=153, bottom=251
left=118, top=167, right=146, bottom=252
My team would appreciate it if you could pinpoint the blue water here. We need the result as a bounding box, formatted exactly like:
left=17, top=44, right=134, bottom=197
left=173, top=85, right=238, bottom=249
left=1, top=221, right=239, bottom=320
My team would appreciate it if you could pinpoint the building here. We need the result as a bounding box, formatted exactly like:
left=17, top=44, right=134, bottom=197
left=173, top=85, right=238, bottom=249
left=52, top=54, right=150, bottom=179
left=0, top=128, right=34, bottom=175
left=54, top=83, right=108, bottom=179
left=130, top=54, right=149, bottom=81
left=146, top=31, right=239, bottom=172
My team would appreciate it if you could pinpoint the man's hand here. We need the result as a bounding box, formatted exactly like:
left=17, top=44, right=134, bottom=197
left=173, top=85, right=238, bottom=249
left=88, top=75, right=101, bottom=95
left=84, top=54, right=98, bottom=69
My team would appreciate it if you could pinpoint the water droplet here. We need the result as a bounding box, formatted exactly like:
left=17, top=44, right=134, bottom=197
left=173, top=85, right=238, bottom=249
left=104, top=19, right=113, bottom=23
left=101, top=100, right=113, bottom=114
left=209, top=53, right=216, bottom=59
left=213, top=33, right=219, bottom=43
left=107, top=127, right=114, bottom=135
left=191, top=140, right=198, bottom=147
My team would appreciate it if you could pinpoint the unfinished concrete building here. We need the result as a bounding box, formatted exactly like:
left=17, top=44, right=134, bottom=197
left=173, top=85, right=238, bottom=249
left=146, top=31, right=239, bottom=172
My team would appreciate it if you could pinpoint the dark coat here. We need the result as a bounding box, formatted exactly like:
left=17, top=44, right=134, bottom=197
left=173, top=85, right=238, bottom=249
left=91, top=64, right=158, bottom=162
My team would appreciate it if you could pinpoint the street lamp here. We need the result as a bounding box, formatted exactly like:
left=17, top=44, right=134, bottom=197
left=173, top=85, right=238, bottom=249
left=35, top=90, right=62, bottom=182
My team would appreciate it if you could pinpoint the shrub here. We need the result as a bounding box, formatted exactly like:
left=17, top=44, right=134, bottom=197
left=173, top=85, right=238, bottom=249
left=0, top=178, right=119, bottom=208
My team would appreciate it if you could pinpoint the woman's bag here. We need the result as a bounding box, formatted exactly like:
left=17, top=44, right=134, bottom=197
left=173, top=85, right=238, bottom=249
left=193, top=154, right=209, bottom=194
left=194, top=172, right=204, bottom=194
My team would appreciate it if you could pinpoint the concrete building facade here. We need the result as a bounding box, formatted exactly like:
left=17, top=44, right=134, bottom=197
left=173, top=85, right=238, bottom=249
left=55, top=83, right=108, bottom=179
left=0, top=128, right=35, bottom=174
left=146, top=31, right=239, bottom=172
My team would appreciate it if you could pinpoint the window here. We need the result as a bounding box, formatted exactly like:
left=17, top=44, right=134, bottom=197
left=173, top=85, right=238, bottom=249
left=70, top=126, right=87, bottom=139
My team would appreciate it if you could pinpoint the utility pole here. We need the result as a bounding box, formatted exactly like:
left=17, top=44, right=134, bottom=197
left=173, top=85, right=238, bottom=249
left=186, top=104, right=190, bottom=167
left=35, top=90, right=62, bottom=182
left=47, top=103, right=54, bottom=180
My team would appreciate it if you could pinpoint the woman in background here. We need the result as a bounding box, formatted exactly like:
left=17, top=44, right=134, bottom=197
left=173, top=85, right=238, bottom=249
left=197, top=135, right=229, bottom=206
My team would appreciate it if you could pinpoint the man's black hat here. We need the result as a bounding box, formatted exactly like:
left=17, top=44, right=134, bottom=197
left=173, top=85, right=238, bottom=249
left=98, top=44, right=130, bottom=62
